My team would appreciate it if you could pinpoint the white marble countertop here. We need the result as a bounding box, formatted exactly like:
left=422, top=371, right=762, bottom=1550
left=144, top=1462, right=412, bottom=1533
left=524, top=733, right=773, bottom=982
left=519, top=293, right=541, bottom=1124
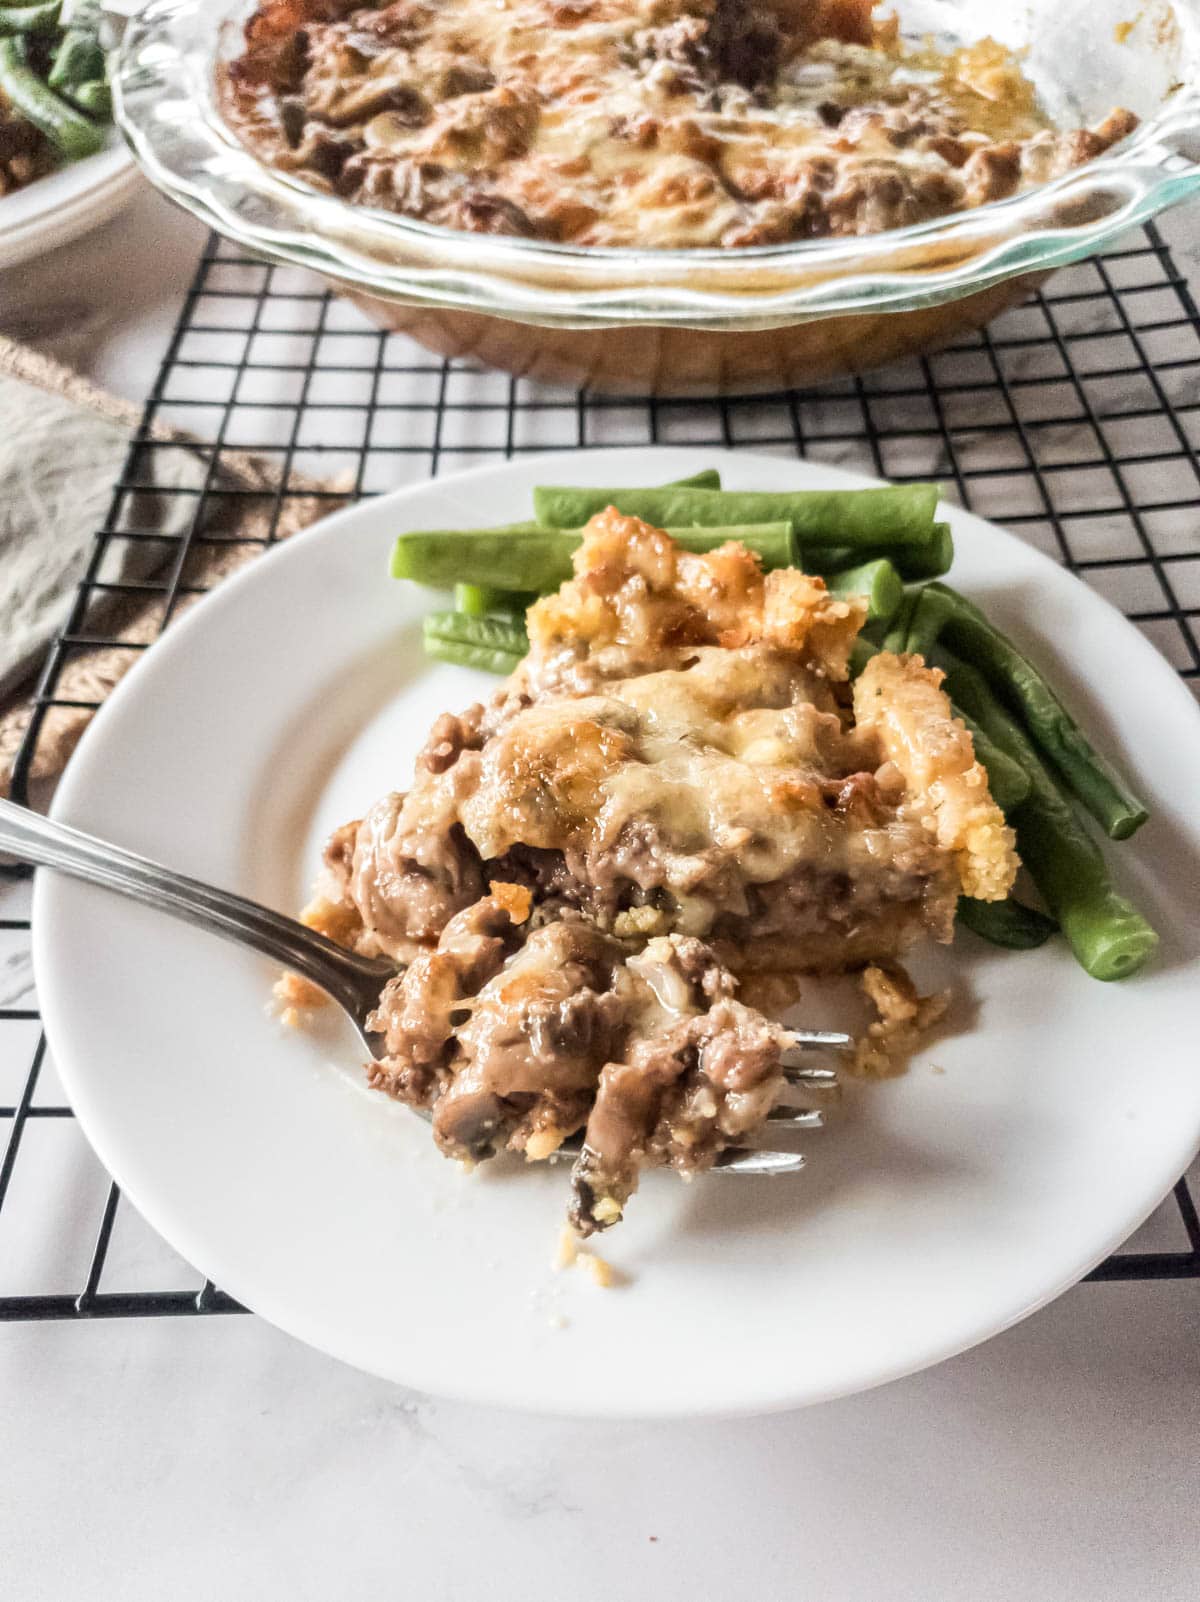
left=2, top=182, right=1199, bottom=1602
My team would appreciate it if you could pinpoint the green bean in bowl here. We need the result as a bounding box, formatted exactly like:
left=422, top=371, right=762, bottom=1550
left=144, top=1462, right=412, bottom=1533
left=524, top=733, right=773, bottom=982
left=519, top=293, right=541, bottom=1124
left=0, top=0, right=110, bottom=198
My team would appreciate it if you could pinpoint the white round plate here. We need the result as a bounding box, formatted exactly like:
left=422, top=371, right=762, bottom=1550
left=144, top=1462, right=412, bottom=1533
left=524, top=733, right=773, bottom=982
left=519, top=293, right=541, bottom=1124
left=34, top=448, right=1200, bottom=1418
left=0, top=136, right=138, bottom=271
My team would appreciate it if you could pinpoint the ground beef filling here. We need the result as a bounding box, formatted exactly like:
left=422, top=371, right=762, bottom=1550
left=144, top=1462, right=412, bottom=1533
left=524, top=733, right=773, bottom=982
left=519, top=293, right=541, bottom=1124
left=296, top=512, right=1017, bottom=1231
left=364, top=894, right=789, bottom=1232
left=223, top=0, right=1137, bottom=248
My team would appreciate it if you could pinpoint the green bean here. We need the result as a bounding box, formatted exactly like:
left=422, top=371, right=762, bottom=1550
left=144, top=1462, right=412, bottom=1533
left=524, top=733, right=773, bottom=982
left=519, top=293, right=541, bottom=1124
left=413, top=480, right=720, bottom=595
left=424, top=636, right=525, bottom=675
left=391, top=522, right=795, bottom=591
left=847, top=636, right=878, bottom=679
left=68, top=78, right=109, bottom=117
left=50, top=38, right=104, bottom=92
left=663, top=522, right=795, bottom=568
left=816, top=519, right=953, bottom=582
left=881, top=588, right=920, bottom=654
left=0, top=3, right=61, bottom=36
left=531, top=483, right=941, bottom=558
left=956, top=896, right=1058, bottom=949
left=0, top=36, right=105, bottom=160
left=57, top=0, right=109, bottom=115
left=915, top=584, right=1148, bottom=840
left=902, top=582, right=957, bottom=658
left=899, top=520, right=954, bottom=580
left=666, top=470, right=721, bottom=489
left=423, top=612, right=527, bottom=676
left=396, top=529, right=575, bottom=591
left=49, top=34, right=103, bottom=92
left=454, top=583, right=532, bottom=618
left=932, top=646, right=1157, bottom=981
left=824, top=559, right=904, bottom=625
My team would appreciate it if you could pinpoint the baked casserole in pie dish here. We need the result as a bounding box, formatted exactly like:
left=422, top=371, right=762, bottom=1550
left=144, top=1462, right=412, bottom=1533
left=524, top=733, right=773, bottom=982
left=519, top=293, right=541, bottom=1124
left=117, top=0, right=1200, bottom=390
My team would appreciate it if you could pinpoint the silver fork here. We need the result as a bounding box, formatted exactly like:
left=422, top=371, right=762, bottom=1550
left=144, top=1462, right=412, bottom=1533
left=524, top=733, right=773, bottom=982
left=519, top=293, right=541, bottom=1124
left=0, top=799, right=849, bottom=1175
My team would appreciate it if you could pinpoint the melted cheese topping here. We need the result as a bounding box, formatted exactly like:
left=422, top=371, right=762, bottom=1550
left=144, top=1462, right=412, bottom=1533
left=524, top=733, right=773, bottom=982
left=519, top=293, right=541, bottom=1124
left=457, top=512, right=1014, bottom=932
left=461, top=652, right=845, bottom=871
left=223, top=0, right=1136, bottom=248
left=312, top=510, right=1017, bottom=983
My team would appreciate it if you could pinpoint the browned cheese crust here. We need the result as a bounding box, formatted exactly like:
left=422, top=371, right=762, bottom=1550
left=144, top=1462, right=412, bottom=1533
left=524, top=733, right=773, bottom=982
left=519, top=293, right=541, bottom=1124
left=221, top=0, right=1137, bottom=247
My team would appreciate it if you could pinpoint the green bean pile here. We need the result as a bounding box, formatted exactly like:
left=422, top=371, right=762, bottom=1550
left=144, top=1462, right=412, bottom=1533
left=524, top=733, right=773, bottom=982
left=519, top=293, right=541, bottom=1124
left=390, top=468, right=1156, bottom=981
left=0, top=0, right=110, bottom=195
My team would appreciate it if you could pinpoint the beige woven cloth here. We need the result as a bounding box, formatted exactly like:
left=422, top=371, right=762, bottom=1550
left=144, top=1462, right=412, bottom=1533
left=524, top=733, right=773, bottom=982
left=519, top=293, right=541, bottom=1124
left=0, top=336, right=346, bottom=806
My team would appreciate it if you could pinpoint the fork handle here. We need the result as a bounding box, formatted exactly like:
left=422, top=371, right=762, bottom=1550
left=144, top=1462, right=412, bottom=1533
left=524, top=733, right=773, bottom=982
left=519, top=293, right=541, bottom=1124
left=0, top=798, right=390, bottom=1013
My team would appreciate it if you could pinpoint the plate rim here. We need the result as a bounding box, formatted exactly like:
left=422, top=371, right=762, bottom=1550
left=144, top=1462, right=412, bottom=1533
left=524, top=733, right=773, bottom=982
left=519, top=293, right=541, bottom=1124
left=31, top=445, right=1200, bottom=1418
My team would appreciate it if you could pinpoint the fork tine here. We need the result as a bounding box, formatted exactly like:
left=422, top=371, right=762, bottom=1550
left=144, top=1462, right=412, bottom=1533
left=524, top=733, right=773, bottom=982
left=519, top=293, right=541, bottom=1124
left=766, top=1107, right=825, bottom=1128
left=783, top=1029, right=854, bottom=1055
left=782, top=1063, right=840, bottom=1089
left=545, top=1124, right=819, bottom=1167
left=547, top=1144, right=807, bottom=1174
left=711, top=1148, right=806, bottom=1175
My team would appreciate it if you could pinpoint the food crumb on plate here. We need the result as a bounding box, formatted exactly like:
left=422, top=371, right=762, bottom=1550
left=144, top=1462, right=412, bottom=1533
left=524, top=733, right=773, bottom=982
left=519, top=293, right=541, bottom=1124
left=852, top=963, right=949, bottom=1078
left=581, top=1252, right=617, bottom=1289
left=554, top=1224, right=624, bottom=1287
left=555, top=1224, right=580, bottom=1271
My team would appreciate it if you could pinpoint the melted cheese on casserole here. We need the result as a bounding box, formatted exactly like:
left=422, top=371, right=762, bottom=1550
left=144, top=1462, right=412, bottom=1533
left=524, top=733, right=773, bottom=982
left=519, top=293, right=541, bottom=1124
left=309, top=509, right=1017, bottom=976
left=454, top=510, right=1015, bottom=923
left=224, top=0, right=1134, bottom=248
left=462, top=650, right=849, bottom=871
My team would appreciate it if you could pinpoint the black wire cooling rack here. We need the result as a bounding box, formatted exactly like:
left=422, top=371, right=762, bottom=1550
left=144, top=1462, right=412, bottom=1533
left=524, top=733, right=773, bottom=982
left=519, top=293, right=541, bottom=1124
left=2, top=222, right=1199, bottom=1322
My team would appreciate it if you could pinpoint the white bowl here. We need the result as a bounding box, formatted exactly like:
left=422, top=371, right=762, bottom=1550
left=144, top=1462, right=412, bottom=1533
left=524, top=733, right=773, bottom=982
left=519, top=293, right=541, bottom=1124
left=0, top=137, right=139, bottom=273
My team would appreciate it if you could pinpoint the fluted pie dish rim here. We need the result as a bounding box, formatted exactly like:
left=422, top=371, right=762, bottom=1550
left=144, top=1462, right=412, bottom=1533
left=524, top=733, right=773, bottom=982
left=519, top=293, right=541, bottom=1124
left=114, top=0, right=1200, bottom=330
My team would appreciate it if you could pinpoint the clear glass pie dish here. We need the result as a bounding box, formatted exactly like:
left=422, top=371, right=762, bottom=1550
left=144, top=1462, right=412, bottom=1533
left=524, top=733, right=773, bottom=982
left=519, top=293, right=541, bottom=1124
left=115, top=0, right=1200, bottom=395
